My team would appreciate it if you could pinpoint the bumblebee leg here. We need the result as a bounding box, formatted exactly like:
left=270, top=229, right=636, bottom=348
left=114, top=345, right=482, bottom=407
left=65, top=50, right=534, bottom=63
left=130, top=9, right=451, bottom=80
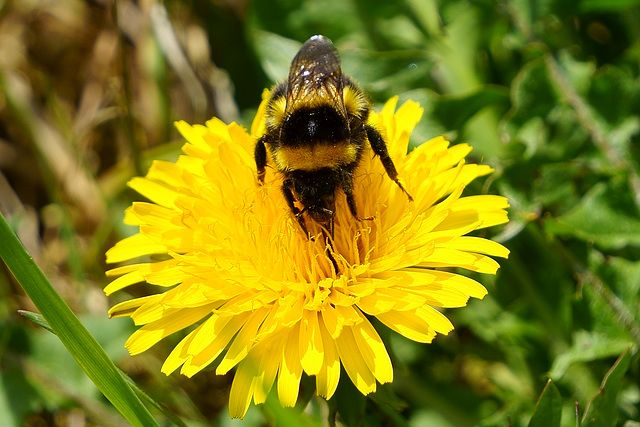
left=365, top=125, right=413, bottom=201
left=320, top=206, right=335, bottom=239
left=282, top=180, right=308, bottom=235
left=300, top=205, right=335, bottom=239
left=341, top=169, right=374, bottom=222
left=255, top=136, right=267, bottom=184
left=327, top=210, right=335, bottom=238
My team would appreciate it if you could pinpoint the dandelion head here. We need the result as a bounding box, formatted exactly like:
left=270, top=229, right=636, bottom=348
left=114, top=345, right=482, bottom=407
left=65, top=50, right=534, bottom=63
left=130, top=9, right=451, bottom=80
left=105, top=94, right=509, bottom=418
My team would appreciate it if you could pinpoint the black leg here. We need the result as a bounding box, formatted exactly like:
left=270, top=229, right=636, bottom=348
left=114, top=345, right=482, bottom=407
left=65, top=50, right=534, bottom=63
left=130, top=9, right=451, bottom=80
left=341, top=169, right=374, bottom=221
left=282, top=180, right=308, bottom=235
left=321, top=206, right=335, bottom=239
left=255, top=136, right=267, bottom=184
left=365, top=125, right=413, bottom=201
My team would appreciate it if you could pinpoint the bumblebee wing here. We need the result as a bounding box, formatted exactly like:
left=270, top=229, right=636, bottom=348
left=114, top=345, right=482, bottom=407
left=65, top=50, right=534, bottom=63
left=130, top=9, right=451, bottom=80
left=286, top=35, right=347, bottom=118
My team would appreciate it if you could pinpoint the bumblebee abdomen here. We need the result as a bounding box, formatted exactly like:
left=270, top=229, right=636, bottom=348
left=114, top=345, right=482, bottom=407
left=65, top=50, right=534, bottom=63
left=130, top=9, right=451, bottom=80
left=268, top=104, right=359, bottom=171
left=272, top=142, right=359, bottom=171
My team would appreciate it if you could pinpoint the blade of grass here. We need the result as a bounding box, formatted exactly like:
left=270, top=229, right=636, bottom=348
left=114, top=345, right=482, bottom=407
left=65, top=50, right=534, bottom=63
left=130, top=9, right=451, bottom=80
left=528, top=380, right=562, bottom=427
left=18, top=310, right=189, bottom=427
left=0, top=213, right=160, bottom=427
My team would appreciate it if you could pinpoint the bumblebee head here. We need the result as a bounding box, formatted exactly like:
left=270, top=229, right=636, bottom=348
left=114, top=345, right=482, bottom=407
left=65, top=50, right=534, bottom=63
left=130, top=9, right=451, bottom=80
left=291, top=169, right=337, bottom=226
left=306, top=204, right=335, bottom=229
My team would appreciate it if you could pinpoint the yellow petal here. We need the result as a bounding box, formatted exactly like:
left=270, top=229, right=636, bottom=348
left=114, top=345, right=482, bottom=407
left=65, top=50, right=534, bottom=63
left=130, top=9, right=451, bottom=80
left=396, top=285, right=469, bottom=308
left=316, top=319, right=341, bottom=399
left=435, top=164, right=494, bottom=195
left=108, top=295, right=161, bottom=318
left=416, top=305, right=454, bottom=335
left=275, top=295, right=305, bottom=328
left=104, top=259, right=183, bottom=295
left=335, top=326, right=376, bottom=395
left=104, top=269, right=145, bottom=295
left=205, top=117, right=232, bottom=142
left=125, top=304, right=214, bottom=355
left=389, top=99, right=423, bottom=159
left=427, top=269, right=487, bottom=299
left=334, top=304, right=363, bottom=327
left=277, top=323, right=303, bottom=408
left=161, top=325, right=201, bottom=375
left=363, top=287, right=425, bottom=312
left=321, top=305, right=343, bottom=339
left=376, top=309, right=437, bottom=343
left=250, top=89, right=270, bottom=137
left=356, top=293, right=397, bottom=316
left=439, top=195, right=510, bottom=230
left=255, top=302, right=287, bottom=341
left=175, top=119, right=204, bottom=142
left=228, top=353, right=259, bottom=419
left=145, top=161, right=188, bottom=190
left=217, top=307, right=270, bottom=375
left=299, top=311, right=324, bottom=376
left=128, top=176, right=180, bottom=209
left=126, top=202, right=177, bottom=227
left=351, top=313, right=393, bottom=384
left=182, top=312, right=251, bottom=377
left=252, top=337, right=282, bottom=404
left=187, top=312, right=234, bottom=356
left=105, top=233, right=168, bottom=263
left=419, top=247, right=502, bottom=274
left=440, top=236, right=510, bottom=258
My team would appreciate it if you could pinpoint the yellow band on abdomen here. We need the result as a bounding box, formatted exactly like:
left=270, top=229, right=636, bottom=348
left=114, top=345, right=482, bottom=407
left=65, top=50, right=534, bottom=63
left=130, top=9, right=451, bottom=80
left=273, top=142, right=358, bottom=171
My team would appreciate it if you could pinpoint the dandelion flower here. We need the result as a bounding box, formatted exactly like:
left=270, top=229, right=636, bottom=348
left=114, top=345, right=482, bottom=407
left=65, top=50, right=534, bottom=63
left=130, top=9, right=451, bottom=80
left=105, top=94, right=509, bottom=418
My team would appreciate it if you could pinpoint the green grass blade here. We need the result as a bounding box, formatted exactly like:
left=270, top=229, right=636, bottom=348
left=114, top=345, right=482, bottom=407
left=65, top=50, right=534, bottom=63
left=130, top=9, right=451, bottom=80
left=528, top=380, right=562, bottom=427
left=582, top=347, right=632, bottom=427
left=0, top=213, right=160, bottom=427
left=18, top=310, right=189, bottom=427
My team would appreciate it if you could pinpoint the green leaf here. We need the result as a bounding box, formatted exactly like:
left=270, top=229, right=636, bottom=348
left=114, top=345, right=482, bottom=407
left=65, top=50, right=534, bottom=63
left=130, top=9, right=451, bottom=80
left=368, top=383, right=409, bottom=426
left=579, top=0, right=640, bottom=12
left=545, top=182, right=640, bottom=249
left=506, top=58, right=556, bottom=127
left=556, top=50, right=597, bottom=97
left=508, top=0, right=554, bottom=32
left=0, top=213, right=159, bottom=427
left=252, top=31, right=302, bottom=83
left=534, top=162, right=580, bottom=209
left=591, top=256, right=640, bottom=319
left=264, top=392, right=324, bottom=427
left=549, top=331, right=632, bottom=380
left=528, top=380, right=562, bottom=427
left=330, top=376, right=367, bottom=427
left=581, top=347, right=632, bottom=427
left=432, top=85, right=510, bottom=131
left=0, top=369, right=41, bottom=427
left=21, top=311, right=189, bottom=426
left=587, top=66, right=639, bottom=128
left=580, top=253, right=640, bottom=344
left=18, top=311, right=52, bottom=333
left=19, top=310, right=192, bottom=427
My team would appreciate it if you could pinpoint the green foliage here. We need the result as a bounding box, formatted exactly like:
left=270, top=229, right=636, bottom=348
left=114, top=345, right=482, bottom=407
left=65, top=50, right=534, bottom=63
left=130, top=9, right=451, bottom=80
left=582, top=348, right=632, bottom=427
left=1, top=0, right=639, bottom=425
left=528, top=380, right=562, bottom=427
left=0, top=215, right=158, bottom=427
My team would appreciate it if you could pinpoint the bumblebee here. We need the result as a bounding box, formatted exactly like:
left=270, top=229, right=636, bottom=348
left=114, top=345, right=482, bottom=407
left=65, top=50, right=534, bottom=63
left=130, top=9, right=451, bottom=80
left=255, top=35, right=412, bottom=237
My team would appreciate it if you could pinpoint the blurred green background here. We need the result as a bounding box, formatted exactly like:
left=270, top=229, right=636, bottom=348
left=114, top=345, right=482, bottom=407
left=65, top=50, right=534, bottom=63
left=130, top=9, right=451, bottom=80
left=1, top=0, right=639, bottom=426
